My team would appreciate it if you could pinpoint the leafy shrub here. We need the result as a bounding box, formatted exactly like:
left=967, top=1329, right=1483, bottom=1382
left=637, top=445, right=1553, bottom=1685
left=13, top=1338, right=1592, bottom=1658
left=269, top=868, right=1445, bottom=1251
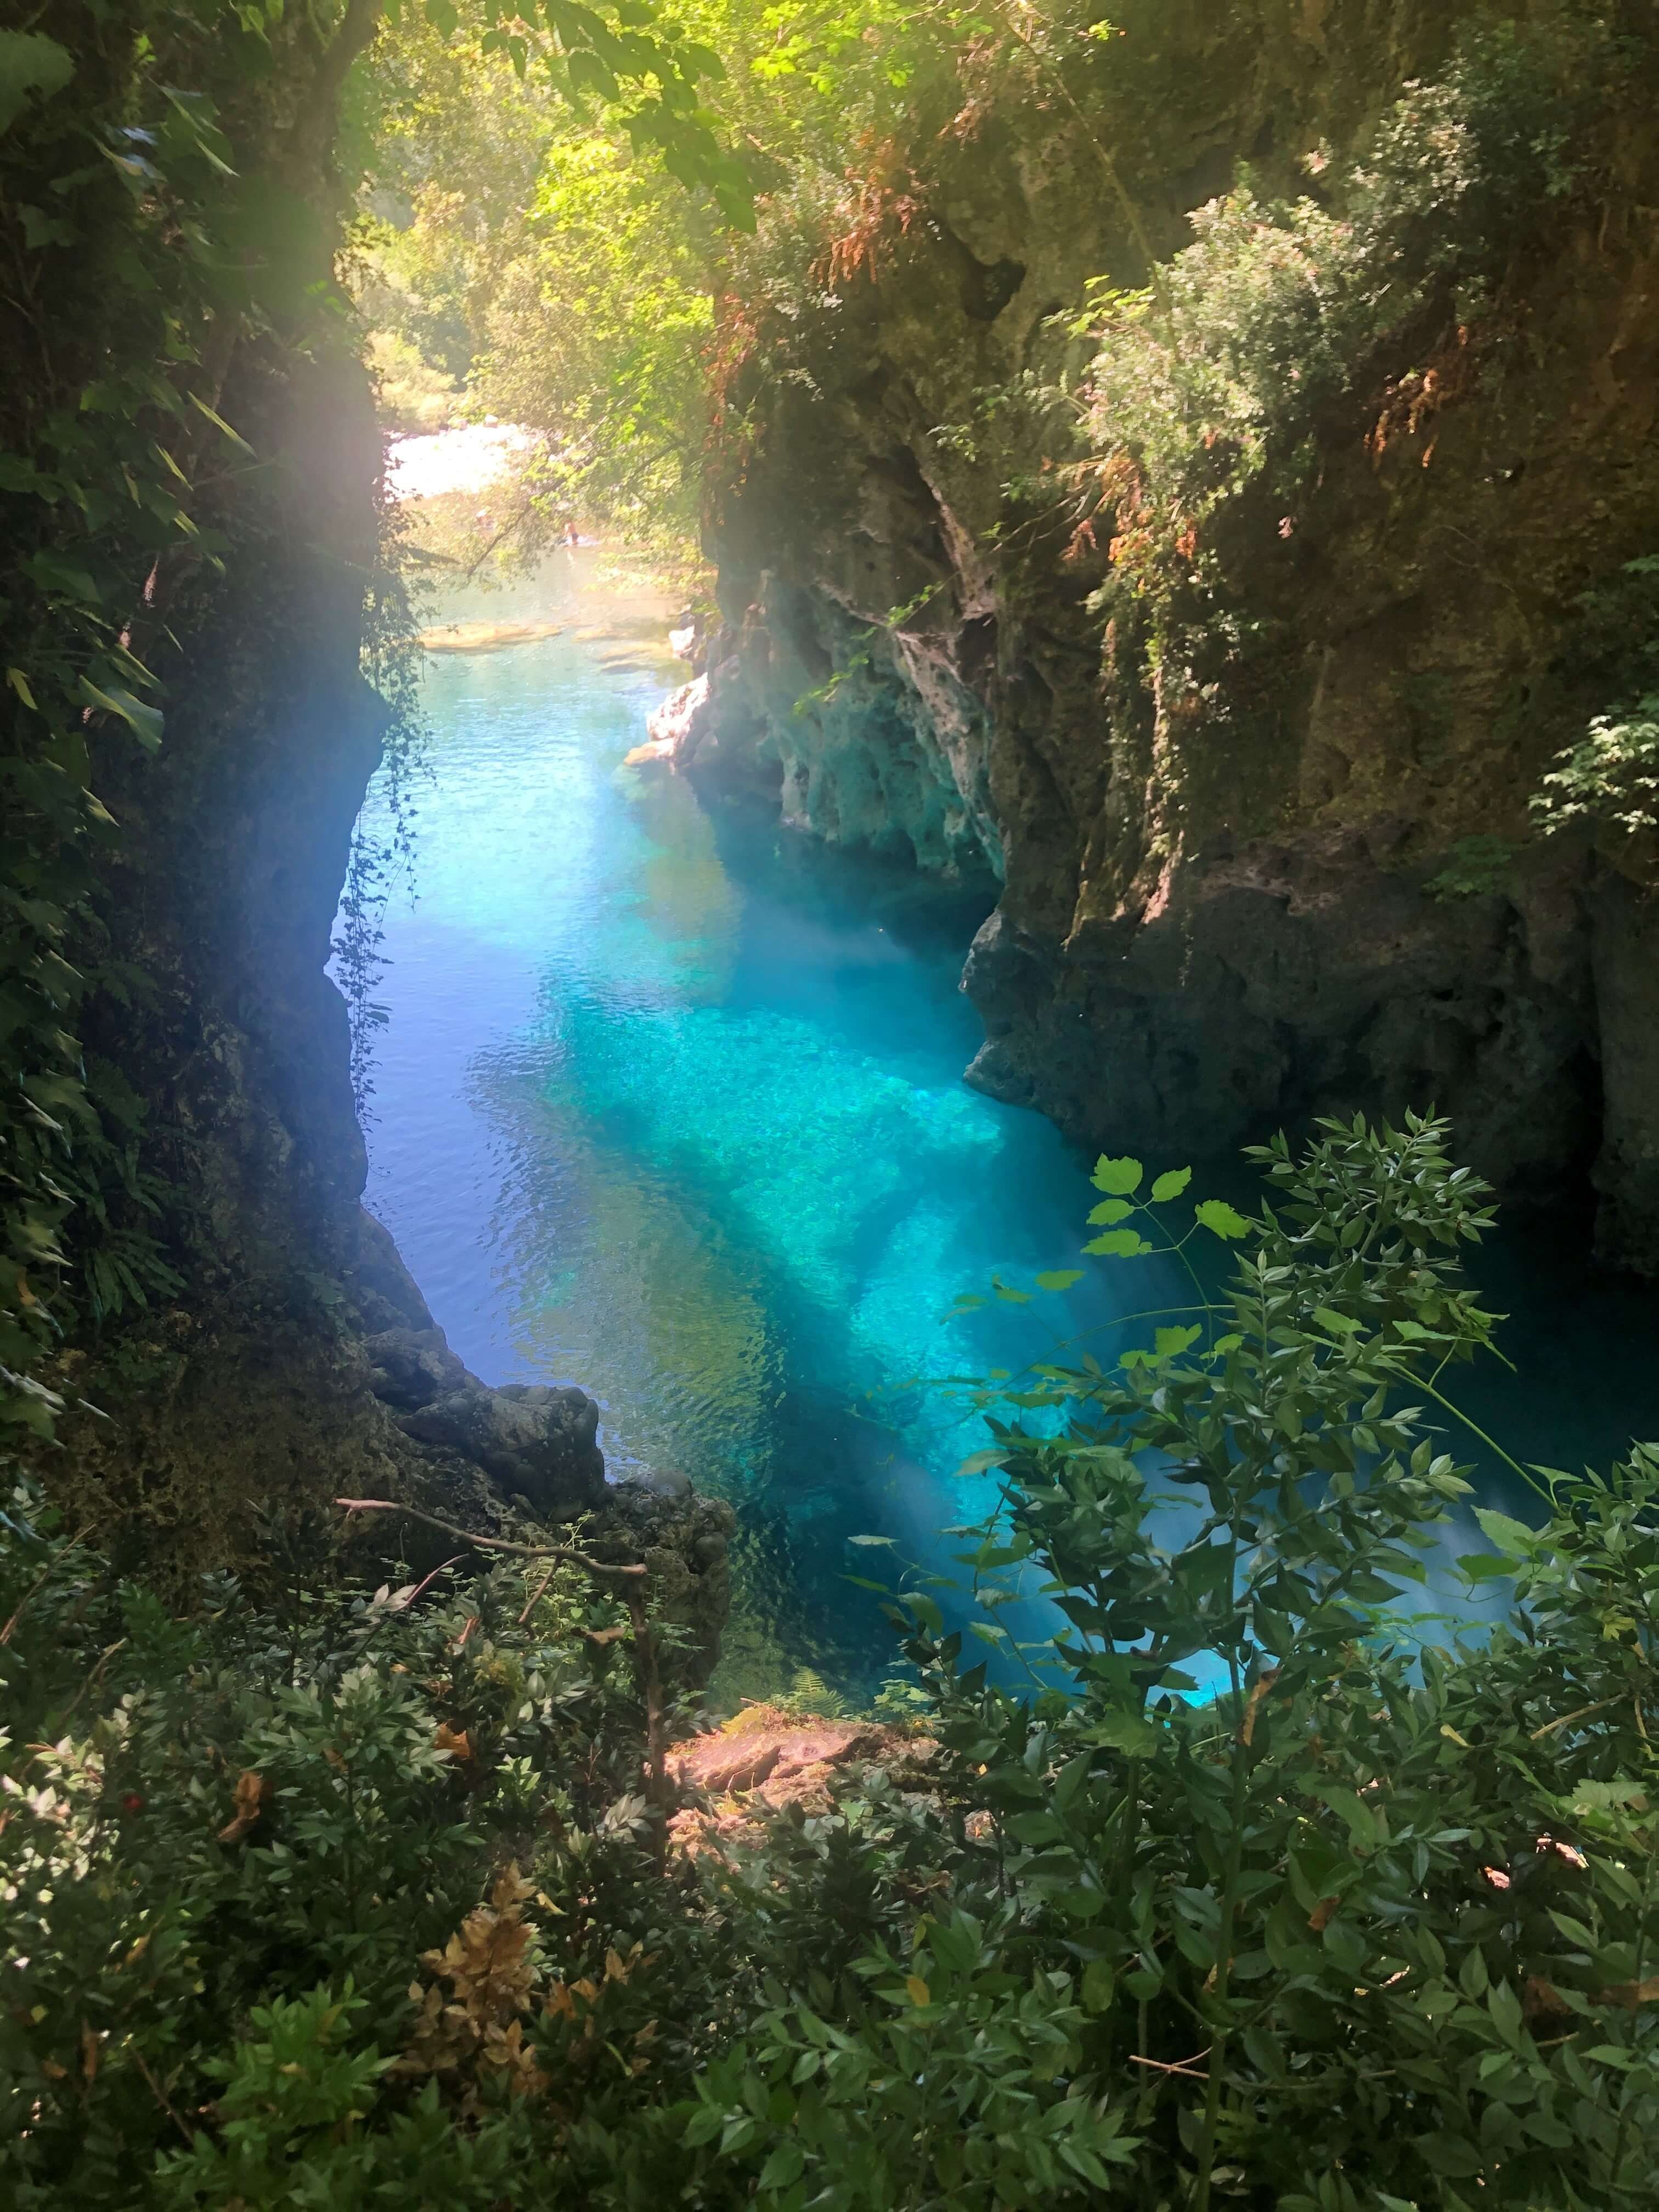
left=687, top=1116, right=1659, bottom=2210
left=0, top=1525, right=694, bottom=2206
left=1082, top=15, right=1612, bottom=594
left=5, top=1116, right=1656, bottom=2208
left=1533, top=699, right=1659, bottom=844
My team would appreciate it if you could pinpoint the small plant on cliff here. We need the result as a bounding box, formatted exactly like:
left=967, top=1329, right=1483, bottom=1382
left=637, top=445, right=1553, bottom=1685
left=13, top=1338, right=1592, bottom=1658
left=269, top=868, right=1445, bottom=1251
left=1531, top=556, right=1659, bottom=866
left=1079, top=15, right=1613, bottom=602
left=1532, top=699, right=1659, bottom=845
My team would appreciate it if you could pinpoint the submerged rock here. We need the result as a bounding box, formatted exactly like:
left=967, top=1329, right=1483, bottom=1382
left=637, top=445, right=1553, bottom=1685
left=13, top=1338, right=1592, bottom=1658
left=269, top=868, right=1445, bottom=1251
left=419, top=618, right=563, bottom=652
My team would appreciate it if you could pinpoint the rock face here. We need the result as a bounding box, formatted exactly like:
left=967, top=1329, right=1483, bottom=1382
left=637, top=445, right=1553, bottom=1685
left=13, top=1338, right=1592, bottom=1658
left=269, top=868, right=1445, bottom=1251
left=370, top=1327, right=606, bottom=1521
left=668, top=1703, right=937, bottom=1852
left=691, top=0, right=1659, bottom=1268
left=606, top=1472, right=736, bottom=1692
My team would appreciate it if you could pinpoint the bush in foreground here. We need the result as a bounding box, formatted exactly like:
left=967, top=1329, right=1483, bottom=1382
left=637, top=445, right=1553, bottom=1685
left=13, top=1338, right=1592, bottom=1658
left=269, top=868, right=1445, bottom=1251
left=3, top=1116, right=1655, bottom=2209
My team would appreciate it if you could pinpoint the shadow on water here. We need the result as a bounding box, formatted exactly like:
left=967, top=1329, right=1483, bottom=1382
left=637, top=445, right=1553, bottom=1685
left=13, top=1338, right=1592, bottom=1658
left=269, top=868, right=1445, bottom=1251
left=345, top=563, right=1659, bottom=1702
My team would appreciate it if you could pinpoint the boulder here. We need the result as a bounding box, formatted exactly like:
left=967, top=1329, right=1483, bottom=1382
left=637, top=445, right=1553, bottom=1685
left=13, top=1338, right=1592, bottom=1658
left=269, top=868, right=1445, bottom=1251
left=396, top=1377, right=605, bottom=1519
left=668, top=1703, right=938, bottom=1853
left=363, top=1327, right=469, bottom=1409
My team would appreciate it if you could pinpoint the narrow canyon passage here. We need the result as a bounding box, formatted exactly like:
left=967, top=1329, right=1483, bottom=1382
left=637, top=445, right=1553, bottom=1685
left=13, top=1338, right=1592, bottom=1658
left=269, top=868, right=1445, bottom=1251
left=350, top=560, right=1659, bottom=1701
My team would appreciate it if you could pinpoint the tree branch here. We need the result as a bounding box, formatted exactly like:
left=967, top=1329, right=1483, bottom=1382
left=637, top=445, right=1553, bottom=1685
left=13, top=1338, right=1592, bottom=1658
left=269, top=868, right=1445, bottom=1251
left=333, top=1497, right=647, bottom=1577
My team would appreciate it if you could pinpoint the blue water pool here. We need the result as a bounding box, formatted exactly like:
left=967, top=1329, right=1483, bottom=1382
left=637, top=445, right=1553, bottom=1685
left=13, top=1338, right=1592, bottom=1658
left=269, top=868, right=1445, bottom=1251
left=348, top=565, right=1658, bottom=1702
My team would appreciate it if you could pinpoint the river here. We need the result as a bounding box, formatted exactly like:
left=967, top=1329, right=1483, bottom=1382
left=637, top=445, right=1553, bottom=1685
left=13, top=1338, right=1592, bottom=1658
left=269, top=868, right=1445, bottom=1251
left=346, top=552, right=1658, bottom=1705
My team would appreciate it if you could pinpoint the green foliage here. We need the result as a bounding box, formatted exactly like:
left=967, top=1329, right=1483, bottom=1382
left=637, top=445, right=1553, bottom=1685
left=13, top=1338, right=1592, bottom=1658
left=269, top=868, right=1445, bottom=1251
left=0, top=6, right=259, bottom=1435
left=0, top=1499, right=690, bottom=2206
left=390, top=0, right=756, bottom=228
left=1532, top=556, right=1659, bottom=858
left=1533, top=702, right=1659, bottom=844
left=353, top=0, right=1106, bottom=559
left=1081, top=15, right=1613, bottom=601
left=353, top=0, right=768, bottom=560
left=152, top=1995, right=527, bottom=2209
left=689, top=1915, right=1141, bottom=2207
left=1426, top=833, right=1519, bottom=901
left=817, top=1115, right=1659, bottom=2209
left=5, top=1121, right=1657, bottom=2208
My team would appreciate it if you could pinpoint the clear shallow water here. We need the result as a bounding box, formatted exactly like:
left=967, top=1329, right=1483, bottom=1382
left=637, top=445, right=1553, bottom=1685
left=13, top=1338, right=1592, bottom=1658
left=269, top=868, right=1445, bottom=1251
left=349, top=567, right=1659, bottom=1701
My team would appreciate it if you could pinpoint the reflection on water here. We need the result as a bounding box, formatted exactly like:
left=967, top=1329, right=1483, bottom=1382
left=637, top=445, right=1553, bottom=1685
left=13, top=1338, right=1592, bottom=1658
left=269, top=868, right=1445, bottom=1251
left=351, top=565, right=1658, bottom=1701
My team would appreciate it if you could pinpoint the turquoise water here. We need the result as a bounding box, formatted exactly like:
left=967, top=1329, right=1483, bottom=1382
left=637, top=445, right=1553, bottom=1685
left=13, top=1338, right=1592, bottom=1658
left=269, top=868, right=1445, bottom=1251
left=351, top=568, right=1658, bottom=1700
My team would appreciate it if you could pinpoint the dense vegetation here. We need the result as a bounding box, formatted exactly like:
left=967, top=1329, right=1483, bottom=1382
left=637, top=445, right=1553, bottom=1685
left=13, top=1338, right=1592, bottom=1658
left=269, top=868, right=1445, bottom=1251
left=6, top=1120, right=1658, bottom=2207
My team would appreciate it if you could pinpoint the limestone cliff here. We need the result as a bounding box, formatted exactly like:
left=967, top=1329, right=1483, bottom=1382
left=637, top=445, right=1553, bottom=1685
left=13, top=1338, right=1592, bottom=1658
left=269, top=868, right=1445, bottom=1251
left=689, top=0, right=1659, bottom=1269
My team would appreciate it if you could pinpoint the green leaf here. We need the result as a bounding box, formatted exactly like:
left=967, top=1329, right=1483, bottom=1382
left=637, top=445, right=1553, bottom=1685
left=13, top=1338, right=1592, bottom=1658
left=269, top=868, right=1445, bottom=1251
left=20, top=202, right=75, bottom=250
left=675, top=39, right=727, bottom=80
left=992, top=1274, right=1030, bottom=1304
left=187, top=391, right=255, bottom=455
left=1194, top=1198, right=1251, bottom=1239
left=1035, top=1269, right=1084, bottom=1293
left=1313, top=1785, right=1380, bottom=1852
left=1312, top=1306, right=1364, bottom=1336
left=1091, top=1155, right=1143, bottom=1195
left=1567, top=1777, right=1649, bottom=1815
left=1084, top=1229, right=1153, bottom=1258
left=568, top=48, right=621, bottom=100
left=0, top=31, right=74, bottom=136
left=1472, top=1508, right=1538, bottom=1559
left=1085, top=1710, right=1158, bottom=1755
left=759, top=2140, right=805, bottom=2190
left=1081, top=1957, right=1116, bottom=2012
left=1415, top=2131, right=1486, bottom=2179
left=1455, top=1553, right=1511, bottom=1583
left=1154, top=1324, right=1203, bottom=1359
left=1087, top=1198, right=1133, bottom=1225
left=77, top=679, right=162, bottom=751
left=954, top=1448, right=1011, bottom=1477
left=1150, top=1166, right=1192, bottom=1202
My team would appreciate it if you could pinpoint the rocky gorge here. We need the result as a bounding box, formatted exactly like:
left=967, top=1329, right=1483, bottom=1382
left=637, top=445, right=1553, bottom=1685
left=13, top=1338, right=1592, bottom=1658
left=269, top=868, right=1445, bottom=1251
left=676, top=0, right=1659, bottom=1272
left=10, top=12, right=1659, bottom=2200
left=12, top=0, right=1656, bottom=1687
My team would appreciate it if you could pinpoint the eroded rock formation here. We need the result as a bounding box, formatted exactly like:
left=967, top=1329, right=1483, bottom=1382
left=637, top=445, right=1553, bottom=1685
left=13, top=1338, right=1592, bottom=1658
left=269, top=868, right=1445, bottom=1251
left=687, top=0, right=1659, bottom=1268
